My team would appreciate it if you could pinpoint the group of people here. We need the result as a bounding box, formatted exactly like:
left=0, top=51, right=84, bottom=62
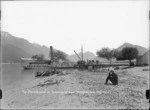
left=77, top=60, right=99, bottom=65
left=87, top=60, right=99, bottom=65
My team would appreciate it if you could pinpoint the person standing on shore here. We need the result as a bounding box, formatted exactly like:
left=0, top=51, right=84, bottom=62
left=105, top=67, right=118, bottom=85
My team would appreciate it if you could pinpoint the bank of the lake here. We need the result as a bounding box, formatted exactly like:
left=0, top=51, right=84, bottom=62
left=2, top=63, right=36, bottom=91
left=1, top=66, right=149, bottom=109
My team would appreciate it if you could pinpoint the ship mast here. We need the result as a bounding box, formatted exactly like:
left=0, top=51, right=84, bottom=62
left=81, top=45, right=83, bottom=61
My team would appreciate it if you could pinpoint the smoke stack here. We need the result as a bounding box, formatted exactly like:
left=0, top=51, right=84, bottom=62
left=50, top=46, right=53, bottom=61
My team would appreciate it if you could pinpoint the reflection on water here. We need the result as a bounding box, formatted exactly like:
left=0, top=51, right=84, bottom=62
left=2, top=63, right=37, bottom=91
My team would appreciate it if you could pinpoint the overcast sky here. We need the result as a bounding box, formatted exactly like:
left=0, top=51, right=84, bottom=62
left=1, top=1, right=149, bottom=55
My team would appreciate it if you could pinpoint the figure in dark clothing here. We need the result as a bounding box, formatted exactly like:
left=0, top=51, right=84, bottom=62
left=105, top=68, right=118, bottom=85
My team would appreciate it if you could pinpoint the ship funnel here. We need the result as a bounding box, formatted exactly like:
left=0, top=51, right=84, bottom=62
left=50, top=46, right=53, bottom=61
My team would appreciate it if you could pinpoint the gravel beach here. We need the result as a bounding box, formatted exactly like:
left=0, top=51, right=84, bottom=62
left=1, top=66, right=149, bottom=109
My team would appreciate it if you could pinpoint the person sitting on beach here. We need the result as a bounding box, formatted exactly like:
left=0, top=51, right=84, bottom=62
left=105, top=67, right=118, bottom=85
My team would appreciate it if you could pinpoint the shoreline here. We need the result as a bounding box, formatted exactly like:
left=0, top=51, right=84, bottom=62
left=2, top=63, right=36, bottom=92
left=2, top=76, right=36, bottom=92
left=1, top=67, right=149, bottom=109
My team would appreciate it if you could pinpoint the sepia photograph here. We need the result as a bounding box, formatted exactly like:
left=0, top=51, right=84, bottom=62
left=0, top=0, right=150, bottom=109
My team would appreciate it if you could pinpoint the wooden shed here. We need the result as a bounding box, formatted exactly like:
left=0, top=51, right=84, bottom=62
left=136, top=50, right=150, bottom=66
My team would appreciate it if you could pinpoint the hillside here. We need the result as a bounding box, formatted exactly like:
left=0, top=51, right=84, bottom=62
left=1, top=31, right=50, bottom=63
left=1, top=32, right=148, bottom=63
left=117, top=43, right=148, bottom=56
left=67, top=43, right=148, bottom=62
left=94, top=43, right=148, bottom=62
left=67, top=51, right=96, bottom=62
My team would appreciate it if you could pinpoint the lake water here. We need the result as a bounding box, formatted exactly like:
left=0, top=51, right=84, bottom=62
left=1, top=63, right=37, bottom=91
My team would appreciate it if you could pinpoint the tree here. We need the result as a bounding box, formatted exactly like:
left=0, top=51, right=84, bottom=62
left=117, top=47, right=138, bottom=66
left=50, top=50, right=67, bottom=62
left=32, top=54, right=44, bottom=60
left=96, top=47, right=118, bottom=66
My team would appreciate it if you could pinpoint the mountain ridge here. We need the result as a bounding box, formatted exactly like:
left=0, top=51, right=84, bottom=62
left=1, top=31, right=148, bottom=63
left=1, top=31, right=50, bottom=63
left=117, top=42, right=148, bottom=56
left=68, top=42, right=148, bottom=62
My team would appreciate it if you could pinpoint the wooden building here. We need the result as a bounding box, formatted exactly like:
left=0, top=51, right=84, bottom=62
left=136, top=50, right=150, bottom=66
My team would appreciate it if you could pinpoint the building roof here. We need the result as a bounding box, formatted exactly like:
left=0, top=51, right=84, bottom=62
left=141, top=50, right=150, bottom=56
left=138, top=50, right=150, bottom=57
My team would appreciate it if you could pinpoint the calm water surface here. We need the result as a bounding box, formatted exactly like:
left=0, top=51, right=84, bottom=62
left=2, top=63, right=37, bottom=91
